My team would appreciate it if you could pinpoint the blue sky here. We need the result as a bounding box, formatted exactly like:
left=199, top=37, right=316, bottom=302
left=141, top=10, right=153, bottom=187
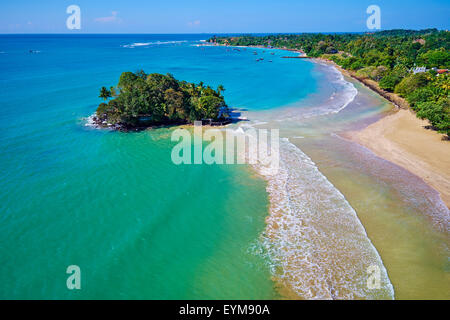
left=0, top=0, right=449, bottom=33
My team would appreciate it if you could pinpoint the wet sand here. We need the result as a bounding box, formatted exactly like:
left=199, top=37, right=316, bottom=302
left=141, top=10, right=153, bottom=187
left=251, top=68, right=450, bottom=299
left=311, top=57, right=449, bottom=207
left=353, top=108, right=450, bottom=208
left=236, top=50, right=449, bottom=299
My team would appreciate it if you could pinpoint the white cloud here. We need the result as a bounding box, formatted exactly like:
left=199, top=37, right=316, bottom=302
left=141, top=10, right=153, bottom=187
left=187, top=20, right=201, bottom=27
left=95, top=11, right=122, bottom=23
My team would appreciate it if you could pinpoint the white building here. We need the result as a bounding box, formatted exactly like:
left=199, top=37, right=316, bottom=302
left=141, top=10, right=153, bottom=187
left=411, top=66, right=427, bottom=74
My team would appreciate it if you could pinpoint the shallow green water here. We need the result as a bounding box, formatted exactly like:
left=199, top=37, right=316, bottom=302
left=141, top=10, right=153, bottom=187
left=1, top=35, right=447, bottom=300
left=1, top=34, right=314, bottom=299
left=1, top=126, right=280, bottom=299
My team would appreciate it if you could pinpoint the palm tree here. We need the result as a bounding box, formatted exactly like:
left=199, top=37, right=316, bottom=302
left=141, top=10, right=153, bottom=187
left=197, top=81, right=205, bottom=96
left=110, top=86, right=117, bottom=97
left=217, top=84, right=225, bottom=96
left=189, top=83, right=198, bottom=97
left=99, top=87, right=111, bottom=101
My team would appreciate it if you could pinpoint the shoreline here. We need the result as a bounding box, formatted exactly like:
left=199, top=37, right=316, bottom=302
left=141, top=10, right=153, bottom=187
left=310, top=57, right=410, bottom=109
left=204, top=41, right=448, bottom=298
left=206, top=42, right=450, bottom=210
left=350, top=108, right=450, bottom=208
left=308, top=57, right=449, bottom=208
left=86, top=115, right=234, bottom=132
left=205, top=42, right=410, bottom=110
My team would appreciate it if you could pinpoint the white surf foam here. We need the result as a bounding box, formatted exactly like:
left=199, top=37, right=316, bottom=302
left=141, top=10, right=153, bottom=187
left=327, top=66, right=358, bottom=114
left=83, top=114, right=113, bottom=130
left=252, top=137, right=395, bottom=299
left=301, top=66, right=358, bottom=118
left=121, top=40, right=188, bottom=48
left=84, top=114, right=96, bottom=127
left=273, top=64, right=358, bottom=122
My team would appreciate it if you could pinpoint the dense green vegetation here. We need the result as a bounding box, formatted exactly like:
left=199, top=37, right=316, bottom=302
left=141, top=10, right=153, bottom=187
left=211, top=30, right=449, bottom=136
left=96, top=71, right=229, bottom=128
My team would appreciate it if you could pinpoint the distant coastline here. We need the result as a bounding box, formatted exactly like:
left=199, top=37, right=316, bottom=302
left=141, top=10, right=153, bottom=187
left=203, top=42, right=411, bottom=110
left=311, top=58, right=450, bottom=208
left=314, top=56, right=450, bottom=208
left=309, top=54, right=449, bottom=209
left=311, top=57, right=410, bottom=110
left=204, top=41, right=450, bottom=208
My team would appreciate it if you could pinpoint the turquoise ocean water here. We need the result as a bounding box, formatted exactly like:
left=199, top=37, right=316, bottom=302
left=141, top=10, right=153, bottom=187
left=0, top=34, right=321, bottom=299
left=3, top=35, right=447, bottom=299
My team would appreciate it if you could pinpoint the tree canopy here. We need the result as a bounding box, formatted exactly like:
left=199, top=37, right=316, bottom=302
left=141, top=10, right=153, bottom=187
left=96, top=71, right=228, bottom=128
left=211, top=30, right=449, bottom=136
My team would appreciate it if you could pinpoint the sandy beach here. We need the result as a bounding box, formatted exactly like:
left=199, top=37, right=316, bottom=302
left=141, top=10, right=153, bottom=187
left=310, top=56, right=450, bottom=208
left=214, top=45, right=450, bottom=209
left=353, top=108, right=450, bottom=208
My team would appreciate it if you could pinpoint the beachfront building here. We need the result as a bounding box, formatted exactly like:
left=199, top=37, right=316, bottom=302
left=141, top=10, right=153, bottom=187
left=411, top=66, right=427, bottom=74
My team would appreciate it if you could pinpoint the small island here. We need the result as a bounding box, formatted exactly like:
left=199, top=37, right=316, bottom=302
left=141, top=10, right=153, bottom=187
left=94, top=71, right=231, bottom=130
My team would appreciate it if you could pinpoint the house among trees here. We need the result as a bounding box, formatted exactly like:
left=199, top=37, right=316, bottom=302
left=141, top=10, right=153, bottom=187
left=413, top=38, right=426, bottom=45
left=411, top=66, right=427, bottom=74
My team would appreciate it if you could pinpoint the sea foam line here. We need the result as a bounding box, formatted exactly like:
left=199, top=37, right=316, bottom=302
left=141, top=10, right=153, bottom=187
left=273, top=64, right=358, bottom=122
left=248, top=136, right=395, bottom=299
left=305, top=64, right=358, bottom=117
left=328, top=66, right=358, bottom=114
left=121, top=40, right=188, bottom=48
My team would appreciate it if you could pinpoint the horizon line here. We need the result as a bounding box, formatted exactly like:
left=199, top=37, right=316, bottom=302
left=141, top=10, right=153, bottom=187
left=0, top=28, right=446, bottom=36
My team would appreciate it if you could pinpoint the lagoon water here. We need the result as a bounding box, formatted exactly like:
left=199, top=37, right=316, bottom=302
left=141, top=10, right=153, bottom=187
left=0, top=35, right=448, bottom=299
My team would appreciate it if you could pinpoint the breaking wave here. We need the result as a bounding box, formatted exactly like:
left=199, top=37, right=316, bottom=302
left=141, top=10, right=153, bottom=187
left=248, top=136, right=395, bottom=299
left=121, top=41, right=188, bottom=48
left=274, top=63, right=358, bottom=121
